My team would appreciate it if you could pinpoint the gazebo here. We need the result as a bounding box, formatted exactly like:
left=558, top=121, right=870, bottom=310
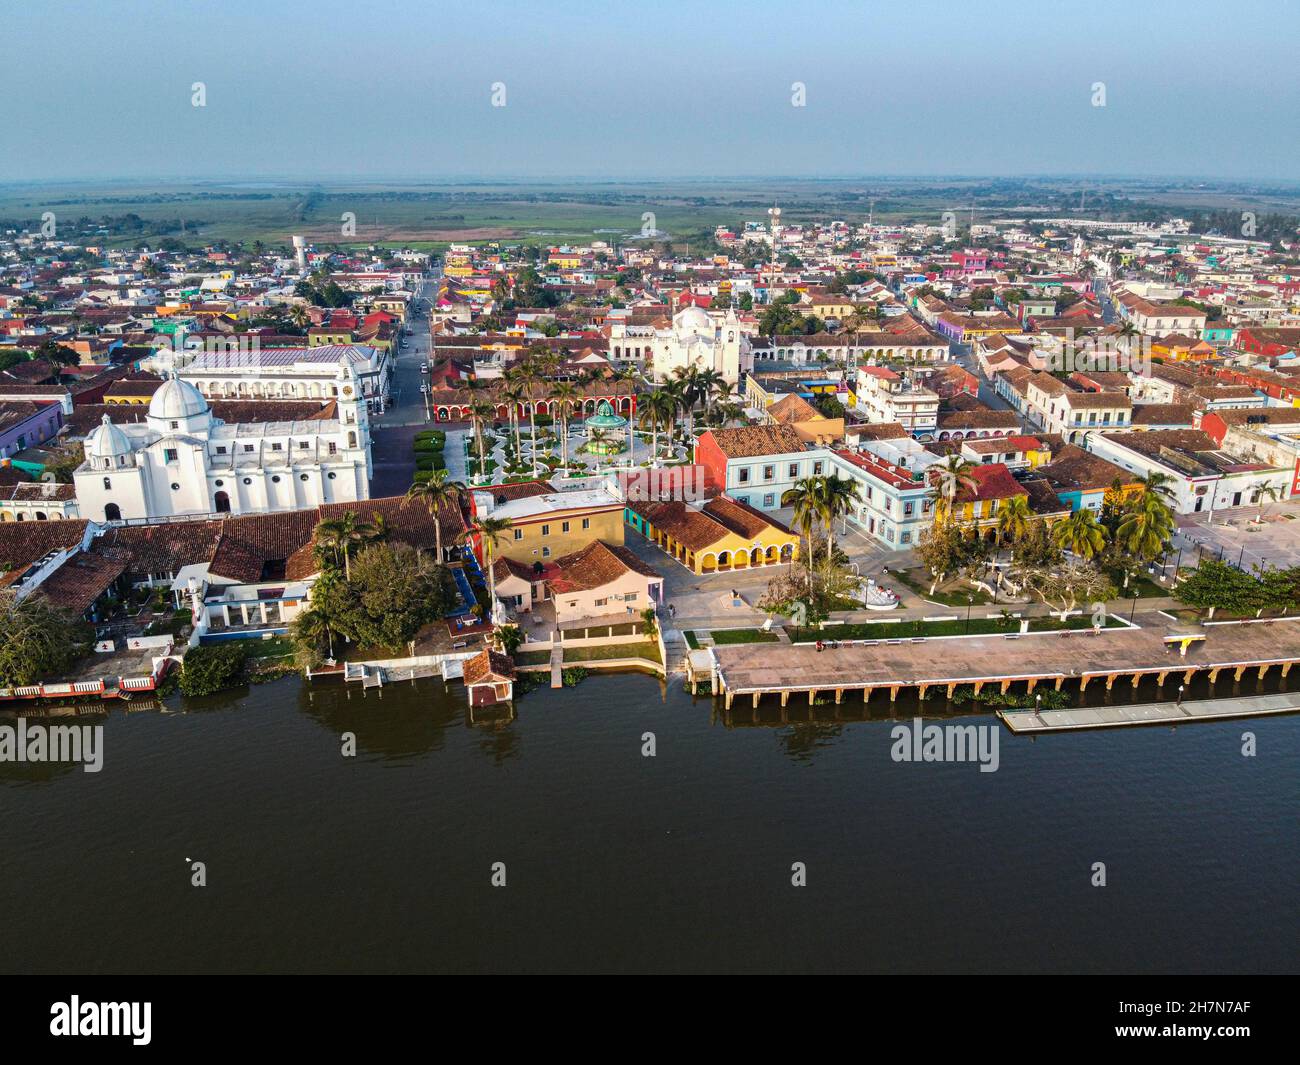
left=584, top=399, right=627, bottom=455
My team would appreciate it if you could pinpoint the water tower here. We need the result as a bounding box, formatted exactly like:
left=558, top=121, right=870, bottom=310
left=292, top=235, right=308, bottom=272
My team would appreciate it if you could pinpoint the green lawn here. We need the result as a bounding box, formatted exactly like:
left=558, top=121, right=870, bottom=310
left=512, top=650, right=552, bottom=667
left=683, top=630, right=701, bottom=650
left=792, top=614, right=1129, bottom=642
left=709, top=628, right=779, bottom=645
left=890, top=568, right=994, bottom=606
left=565, top=641, right=662, bottom=663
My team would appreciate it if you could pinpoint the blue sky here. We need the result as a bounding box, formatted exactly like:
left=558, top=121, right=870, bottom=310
left=4, top=0, right=1298, bottom=182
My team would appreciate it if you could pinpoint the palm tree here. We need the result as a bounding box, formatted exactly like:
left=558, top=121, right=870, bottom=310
left=313, top=517, right=351, bottom=576
left=671, top=366, right=705, bottom=435
left=549, top=380, right=580, bottom=472
left=1052, top=508, right=1108, bottom=561
left=404, top=469, right=465, bottom=563
left=1135, top=470, right=1176, bottom=501
left=313, top=510, right=380, bottom=580
left=930, top=456, right=978, bottom=526
left=501, top=377, right=527, bottom=459
left=841, top=306, right=875, bottom=360
left=468, top=398, right=495, bottom=481
left=661, top=377, right=687, bottom=443
left=1115, top=491, right=1174, bottom=564
left=638, top=389, right=677, bottom=464
left=781, top=477, right=829, bottom=594
left=514, top=361, right=543, bottom=477
left=467, top=515, right=512, bottom=622
left=821, top=474, right=861, bottom=562
left=996, top=493, right=1034, bottom=550
left=1254, top=482, right=1284, bottom=521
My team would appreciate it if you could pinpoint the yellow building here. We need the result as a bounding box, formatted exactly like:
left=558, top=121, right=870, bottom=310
left=626, top=495, right=799, bottom=574
left=472, top=482, right=626, bottom=565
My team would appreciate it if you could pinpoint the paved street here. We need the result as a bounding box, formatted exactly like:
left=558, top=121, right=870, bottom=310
left=369, top=269, right=437, bottom=496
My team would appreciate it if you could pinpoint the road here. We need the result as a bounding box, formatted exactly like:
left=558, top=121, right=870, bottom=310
left=368, top=267, right=438, bottom=496
left=1092, top=277, right=1117, bottom=324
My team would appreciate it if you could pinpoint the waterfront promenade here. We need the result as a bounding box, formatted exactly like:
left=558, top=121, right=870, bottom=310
left=705, top=618, right=1300, bottom=709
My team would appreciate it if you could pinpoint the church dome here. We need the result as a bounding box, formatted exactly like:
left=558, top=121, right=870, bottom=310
left=87, top=414, right=132, bottom=459
left=674, top=305, right=713, bottom=336
left=148, top=376, right=210, bottom=421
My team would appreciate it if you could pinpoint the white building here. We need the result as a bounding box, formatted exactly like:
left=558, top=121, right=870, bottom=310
left=650, top=305, right=748, bottom=383
left=855, top=366, right=939, bottom=435
left=1086, top=429, right=1287, bottom=515
left=74, top=374, right=371, bottom=523
left=178, top=344, right=391, bottom=414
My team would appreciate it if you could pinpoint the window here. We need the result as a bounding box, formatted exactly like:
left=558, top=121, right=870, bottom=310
left=164, top=448, right=178, bottom=463
left=170, top=482, right=180, bottom=491
left=299, top=473, right=309, bottom=481
left=102, top=477, right=111, bottom=490
left=541, top=546, right=551, bottom=558
left=595, top=597, right=608, bottom=607
left=298, top=441, right=310, bottom=449
left=271, top=475, right=281, bottom=483
left=813, top=461, right=824, bottom=475
left=216, top=446, right=227, bottom=455
left=541, top=524, right=550, bottom=536
left=737, top=467, right=750, bottom=484
left=903, top=501, right=914, bottom=516
left=328, top=442, right=337, bottom=455
left=513, top=528, right=523, bottom=541
left=327, top=472, right=336, bottom=480
left=762, top=465, right=775, bottom=481
left=243, top=477, right=252, bottom=485
left=561, top=521, right=570, bottom=533
left=788, top=463, right=799, bottom=478
left=581, top=518, right=590, bottom=530
left=900, top=531, right=912, bottom=544
left=243, top=444, right=254, bottom=453
left=763, top=494, right=775, bottom=507
left=170, top=421, right=178, bottom=430
left=271, top=442, right=283, bottom=452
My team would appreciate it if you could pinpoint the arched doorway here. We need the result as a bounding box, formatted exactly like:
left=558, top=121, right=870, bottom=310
left=104, top=503, right=122, bottom=521
left=214, top=491, right=231, bottom=513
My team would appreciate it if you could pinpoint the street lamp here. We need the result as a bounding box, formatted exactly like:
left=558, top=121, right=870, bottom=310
left=965, top=595, right=973, bottom=634
left=1128, top=591, right=1139, bottom=623
left=1177, top=683, right=1185, bottom=705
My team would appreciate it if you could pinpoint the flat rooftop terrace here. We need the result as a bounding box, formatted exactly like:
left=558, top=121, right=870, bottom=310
left=710, top=620, right=1300, bottom=696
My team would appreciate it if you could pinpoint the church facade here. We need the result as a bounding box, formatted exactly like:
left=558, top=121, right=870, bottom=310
left=649, top=305, right=750, bottom=383
left=74, top=372, right=372, bottom=523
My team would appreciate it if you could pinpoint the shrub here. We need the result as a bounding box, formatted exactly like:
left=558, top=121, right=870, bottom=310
left=179, top=643, right=249, bottom=697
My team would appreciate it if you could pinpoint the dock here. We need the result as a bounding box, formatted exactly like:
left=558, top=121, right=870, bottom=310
left=704, top=619, right=1300, bottom=709
left=999, top=691, right=1300, bottom=733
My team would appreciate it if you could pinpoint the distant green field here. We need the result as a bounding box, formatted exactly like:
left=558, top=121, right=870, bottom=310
left=4, top=177, right=1298, bottom=252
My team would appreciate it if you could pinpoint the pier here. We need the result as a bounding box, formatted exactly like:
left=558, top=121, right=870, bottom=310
left=999, top=691, right=1300, bottom=733
left=702, top=620, right=1300, bottom=717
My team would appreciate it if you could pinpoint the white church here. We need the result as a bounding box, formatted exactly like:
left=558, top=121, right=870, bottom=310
left=648, top=304, right=751, bottom=384
left=74, top=370, right=372, bottom=523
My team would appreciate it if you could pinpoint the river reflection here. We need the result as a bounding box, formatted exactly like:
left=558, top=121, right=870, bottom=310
left=1, top=671, right=1296, bottom=973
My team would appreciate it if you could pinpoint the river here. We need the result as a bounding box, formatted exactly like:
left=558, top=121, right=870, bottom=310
left=1, top=672, right=1296, bottom=973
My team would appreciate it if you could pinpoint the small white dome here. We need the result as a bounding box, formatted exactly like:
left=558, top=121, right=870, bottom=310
left=674, top=305, right=713, bottom=336
left=87, top=414, right=132, bottom=459
left=148, top=376, right=210, bottom=421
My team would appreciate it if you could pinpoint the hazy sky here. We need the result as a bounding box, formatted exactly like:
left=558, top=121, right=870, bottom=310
left=5, top=0, right=1299, bottom=183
